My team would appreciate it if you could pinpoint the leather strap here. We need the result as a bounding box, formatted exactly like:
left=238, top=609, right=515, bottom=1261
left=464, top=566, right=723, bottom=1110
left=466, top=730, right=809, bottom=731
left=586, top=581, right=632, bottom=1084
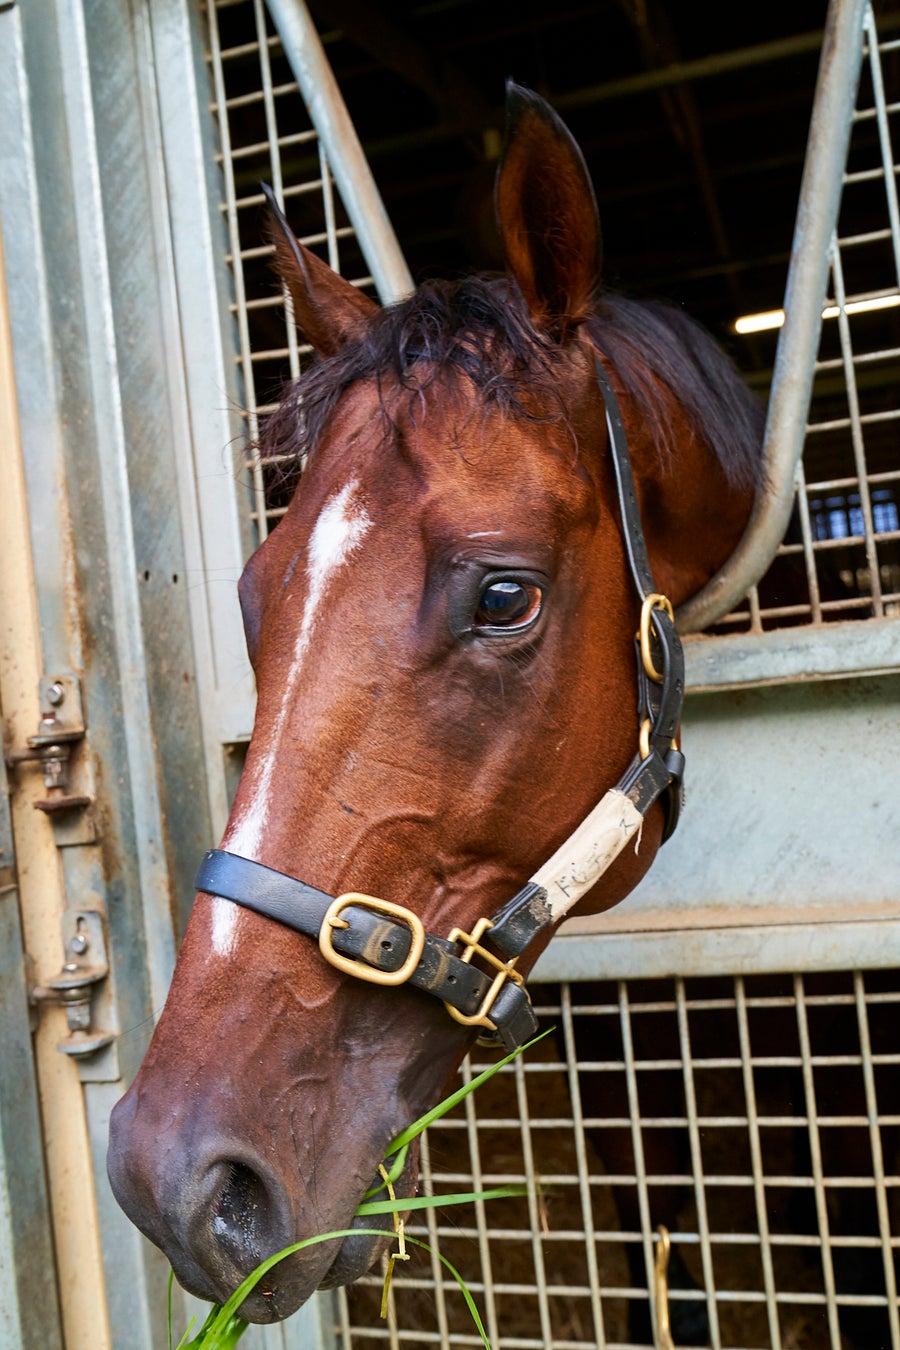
left=195, top=849, right=540, bottom=1051
left=595, top=356, right=685, bottom=838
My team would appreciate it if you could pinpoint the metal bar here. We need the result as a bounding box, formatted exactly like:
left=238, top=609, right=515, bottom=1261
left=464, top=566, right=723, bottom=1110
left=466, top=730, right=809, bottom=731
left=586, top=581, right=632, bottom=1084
left=264, top=0, right=413, bottom=303
left=828, top=235, right=884, bottom=615
left=461, top=1056, right=502, bottom=1349
left=794, top=459, right=824, bottom=623
left=866, top=6, right=900, bottom=287
left=619, top=982, right=657, bottom=1341
left=513, top=1055, right=555, bottom=1347
left=794, top=974, right=842, bottom=1350
left=561, top=985, right=608, bottom=1349
left=676, top=977, right=721, bottom=1349
left=253, top=0, right=303, bottom=386
left=0, top=840, right=64, bottom=1349
left=735, top=976, right=782, bottom=1350
left=677, top=0, right=869, bottom=632
left=319, top=141, right=342, bottom=273
left=145, top=0, right=256, bottom=797
left=418, top=1130, right=452, bottom=1350
left=207, top=0, right=268, bottom=544
left=854, top=971, right=900, bottom=1349
left=0, top=120, right=65, bottom=1350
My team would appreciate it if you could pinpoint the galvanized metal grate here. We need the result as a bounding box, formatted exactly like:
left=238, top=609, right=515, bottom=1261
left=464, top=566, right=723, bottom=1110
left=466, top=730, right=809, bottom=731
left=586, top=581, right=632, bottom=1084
left=205, top=1, right=898, bottom=644
left=716, top=9, right=900, bottom=635
left=336, top=973, right=900, bottom=1350
left=205, top=0, right=375, bottom=550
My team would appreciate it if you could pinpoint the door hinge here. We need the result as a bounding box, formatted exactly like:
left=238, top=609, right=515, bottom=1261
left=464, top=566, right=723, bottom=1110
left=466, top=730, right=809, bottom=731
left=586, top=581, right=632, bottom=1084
left=5, top=675, right=96, bottom=843
left=29, top=910, right=116, bottom=1058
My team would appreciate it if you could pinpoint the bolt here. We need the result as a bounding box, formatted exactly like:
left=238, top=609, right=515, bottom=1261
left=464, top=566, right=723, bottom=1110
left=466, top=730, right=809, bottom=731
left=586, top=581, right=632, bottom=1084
left=70, top=932, right=89, bottom=956
left=47, top=682, right=65, bottom=707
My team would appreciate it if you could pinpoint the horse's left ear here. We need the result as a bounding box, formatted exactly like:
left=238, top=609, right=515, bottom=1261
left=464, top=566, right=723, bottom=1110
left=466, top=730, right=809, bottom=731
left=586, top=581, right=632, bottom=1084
left=262, top=184, right=377, bottom=356
left=495, top=83, right=601, bottom=339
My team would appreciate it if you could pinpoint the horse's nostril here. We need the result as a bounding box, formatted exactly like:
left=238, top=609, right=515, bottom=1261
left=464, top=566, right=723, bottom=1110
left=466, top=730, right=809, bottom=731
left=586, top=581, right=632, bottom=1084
left=212, top=1161, right=271, bottom=1271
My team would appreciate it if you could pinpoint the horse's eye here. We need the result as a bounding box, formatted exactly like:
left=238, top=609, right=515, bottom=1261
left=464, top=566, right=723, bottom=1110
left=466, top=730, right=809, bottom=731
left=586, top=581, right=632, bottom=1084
left=474, top=580, right=542, bottom=630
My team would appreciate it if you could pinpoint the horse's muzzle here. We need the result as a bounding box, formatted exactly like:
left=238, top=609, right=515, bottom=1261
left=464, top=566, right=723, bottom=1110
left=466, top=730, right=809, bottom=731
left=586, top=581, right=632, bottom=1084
left=107, top=1087, right=409, bottom=1322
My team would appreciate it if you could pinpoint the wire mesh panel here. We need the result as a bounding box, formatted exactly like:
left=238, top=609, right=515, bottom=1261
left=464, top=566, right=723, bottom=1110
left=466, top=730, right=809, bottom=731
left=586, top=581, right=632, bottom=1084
left=205, top=0, right=376, bottom=551
left=336, top=974, right=900, bottom=1350
left=203, top=1, right=898, bottom=658
left=711, top=7, right=900, bottom=637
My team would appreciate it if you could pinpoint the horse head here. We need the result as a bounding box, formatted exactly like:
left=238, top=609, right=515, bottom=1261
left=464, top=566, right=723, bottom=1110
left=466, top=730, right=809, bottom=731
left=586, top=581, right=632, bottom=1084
left=108, top=84, right=762, bottom=1321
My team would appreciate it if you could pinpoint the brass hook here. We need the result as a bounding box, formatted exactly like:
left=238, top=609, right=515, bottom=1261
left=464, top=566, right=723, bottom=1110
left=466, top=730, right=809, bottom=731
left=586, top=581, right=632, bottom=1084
left=654, top=1225, right=676, bottom=1350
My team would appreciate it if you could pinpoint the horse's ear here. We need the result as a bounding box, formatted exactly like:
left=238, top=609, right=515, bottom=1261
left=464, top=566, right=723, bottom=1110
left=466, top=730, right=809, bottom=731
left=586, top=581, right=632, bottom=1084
left=262, top=184, right=377, bottom=356
left=495, top=84, right=601, bottom=339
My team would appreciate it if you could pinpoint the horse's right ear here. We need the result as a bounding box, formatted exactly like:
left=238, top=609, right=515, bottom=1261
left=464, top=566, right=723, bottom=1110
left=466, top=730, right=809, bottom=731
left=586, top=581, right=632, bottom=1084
left=495, top=84, right=600, bottom=339
left=262, top=184, right=377, bottom=357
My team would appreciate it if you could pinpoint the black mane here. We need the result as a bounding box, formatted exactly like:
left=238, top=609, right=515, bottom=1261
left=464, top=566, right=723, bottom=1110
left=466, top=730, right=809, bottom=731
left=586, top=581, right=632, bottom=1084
left=260, top=275, right=764, bottom=493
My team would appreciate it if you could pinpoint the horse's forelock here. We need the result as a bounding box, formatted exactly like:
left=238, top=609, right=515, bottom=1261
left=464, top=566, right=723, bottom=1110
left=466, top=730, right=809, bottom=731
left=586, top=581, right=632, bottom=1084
left=258, top=277, right=763, bottom=498
left=258, top=275, right=568, bottom=482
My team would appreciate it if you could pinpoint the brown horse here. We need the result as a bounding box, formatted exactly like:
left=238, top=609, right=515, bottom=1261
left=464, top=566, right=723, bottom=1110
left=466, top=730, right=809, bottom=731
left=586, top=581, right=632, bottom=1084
left=107, top=85, right=763, bottom=1323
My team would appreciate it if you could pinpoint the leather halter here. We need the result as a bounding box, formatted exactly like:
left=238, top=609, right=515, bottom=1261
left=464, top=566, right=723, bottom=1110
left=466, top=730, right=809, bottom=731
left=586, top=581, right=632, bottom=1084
left=195, top=357, right=685, bottom=1052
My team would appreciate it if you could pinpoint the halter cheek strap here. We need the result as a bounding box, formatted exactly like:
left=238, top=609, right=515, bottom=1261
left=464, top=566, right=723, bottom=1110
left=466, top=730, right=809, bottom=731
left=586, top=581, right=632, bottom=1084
left=194, top=356, right=685, bottom=1053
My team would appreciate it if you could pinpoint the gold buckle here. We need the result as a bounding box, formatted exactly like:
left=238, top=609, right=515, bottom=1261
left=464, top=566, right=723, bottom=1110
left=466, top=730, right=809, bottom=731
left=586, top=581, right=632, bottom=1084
left=443, top=916, right=524, bottom=1030
left=319, top=894, right=425, bottom=986
left=638, top=593, right=674, bottom=683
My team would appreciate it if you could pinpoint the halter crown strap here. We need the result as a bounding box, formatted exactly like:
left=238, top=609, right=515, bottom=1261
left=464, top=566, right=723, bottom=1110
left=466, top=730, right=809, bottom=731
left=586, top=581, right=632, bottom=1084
left=194, top=358, right=686, bottom=1052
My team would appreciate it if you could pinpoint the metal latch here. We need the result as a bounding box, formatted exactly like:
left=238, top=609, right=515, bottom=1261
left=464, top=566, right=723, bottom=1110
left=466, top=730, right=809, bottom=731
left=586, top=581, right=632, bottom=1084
left=5, top=675, right=91, bottom=815
left=30, top=910, right=115, bottom=1058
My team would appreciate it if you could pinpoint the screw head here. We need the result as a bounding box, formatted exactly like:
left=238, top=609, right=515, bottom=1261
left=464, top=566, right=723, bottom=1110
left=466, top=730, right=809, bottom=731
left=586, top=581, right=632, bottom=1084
left=47, top=681, right=65, bottom=707
left=70, top=933, right=89, bottom=956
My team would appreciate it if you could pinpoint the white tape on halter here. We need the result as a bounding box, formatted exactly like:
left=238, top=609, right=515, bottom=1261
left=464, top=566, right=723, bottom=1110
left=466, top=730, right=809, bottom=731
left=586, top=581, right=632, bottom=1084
left=528, top=788, right=644, bottom=920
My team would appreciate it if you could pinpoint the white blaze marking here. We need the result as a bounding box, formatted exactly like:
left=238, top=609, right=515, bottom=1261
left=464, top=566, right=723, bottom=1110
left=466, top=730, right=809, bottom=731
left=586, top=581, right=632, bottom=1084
left=210, top=481, right=372, bottom=956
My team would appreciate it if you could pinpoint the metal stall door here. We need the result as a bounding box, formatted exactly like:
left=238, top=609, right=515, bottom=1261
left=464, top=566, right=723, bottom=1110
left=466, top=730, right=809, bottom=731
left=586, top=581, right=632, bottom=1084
left=0, top=756, right=60, bottom=1350
left=0, top=0, right=410, bottom=1345
left=0, top=258, right=63, bottom=1342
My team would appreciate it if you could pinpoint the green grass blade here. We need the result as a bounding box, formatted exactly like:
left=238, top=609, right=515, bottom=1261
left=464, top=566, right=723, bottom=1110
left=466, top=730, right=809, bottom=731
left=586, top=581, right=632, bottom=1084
left=176, top=1227, right=498, bottom=1350
left=403, top=1237, right=492, bottom=1349
left=357, top=1185, right=526, bottom=1216
left=365, top=1028, right=553, bottom=1201
left=388, top=1028, right=552, bottom=1154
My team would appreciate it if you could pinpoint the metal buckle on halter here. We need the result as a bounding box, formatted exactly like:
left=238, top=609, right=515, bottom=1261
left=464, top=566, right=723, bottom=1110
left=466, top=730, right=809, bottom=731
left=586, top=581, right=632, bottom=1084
left=443, top=917, right=525, bottom=1030
left=638, top=592, right=674, bottom=683
left=319, top=893, right=426, bottom=986
left=637, top=592, right=679, bottom=763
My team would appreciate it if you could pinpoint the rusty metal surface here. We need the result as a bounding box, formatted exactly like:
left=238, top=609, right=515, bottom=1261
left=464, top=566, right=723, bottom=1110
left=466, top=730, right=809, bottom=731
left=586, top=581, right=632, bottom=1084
left=0, top=756, right=64, bottom=1348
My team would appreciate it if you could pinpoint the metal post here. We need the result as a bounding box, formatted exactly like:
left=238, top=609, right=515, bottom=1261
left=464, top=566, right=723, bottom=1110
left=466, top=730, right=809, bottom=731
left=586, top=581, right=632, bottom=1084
left=264, top=0, right=414, bottom=305
left=677, top=0, right=869, bottom=632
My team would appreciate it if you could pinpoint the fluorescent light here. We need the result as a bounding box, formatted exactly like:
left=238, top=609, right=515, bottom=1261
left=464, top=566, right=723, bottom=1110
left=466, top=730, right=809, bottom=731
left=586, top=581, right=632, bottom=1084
left=822, top=294, right=900, bottom=319
left=734, top=291, right=900, bottom=335
left=734, top=309, right=785, bottom=334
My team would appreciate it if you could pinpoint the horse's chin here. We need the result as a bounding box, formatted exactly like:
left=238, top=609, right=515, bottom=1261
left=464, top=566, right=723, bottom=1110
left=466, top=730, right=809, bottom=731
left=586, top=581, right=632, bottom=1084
left=188, top=1226, right=396, bottom=1324
left=171, top=1148, right=420, bottom=1325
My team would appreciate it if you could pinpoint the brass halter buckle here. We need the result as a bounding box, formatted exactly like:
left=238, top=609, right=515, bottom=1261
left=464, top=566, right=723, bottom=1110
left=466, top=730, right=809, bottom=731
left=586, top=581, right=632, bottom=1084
left=638, top=592, right=674, bottom=683
left=319, top=893, right=426, bottom=986
left=638, top=592, right=677, bottom=761
left=443, top=916, right=524, bottom=1030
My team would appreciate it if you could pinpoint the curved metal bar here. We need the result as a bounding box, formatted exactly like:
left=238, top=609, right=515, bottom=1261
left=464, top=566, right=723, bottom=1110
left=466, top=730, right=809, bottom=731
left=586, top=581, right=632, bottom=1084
left=265, top=0, right=414, bottom=304
left=676, top=0, right=869, bottom=634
